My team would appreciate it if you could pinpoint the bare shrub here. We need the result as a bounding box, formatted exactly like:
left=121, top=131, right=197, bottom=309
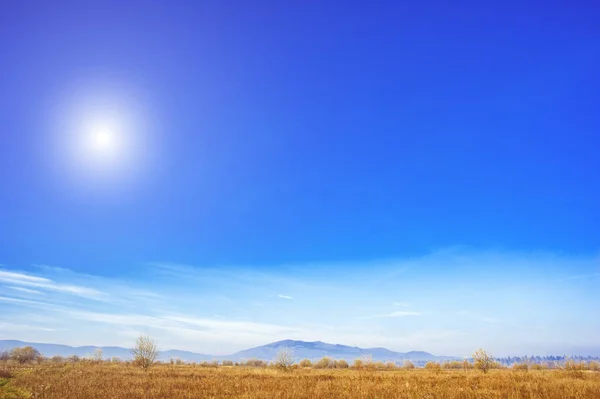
left=298, top=359, right=312, bottom=368
left=10, top=346, right=42, bottom=364
left=403, top=360, right=415, bottom=369
left=425, top=362, right=441, bottom=371
left=472, top=349, right=494, bottom=374
left=443, top=361, right=462, bottom=369
left=91, top=348, right=103, bottom=363
left=361, top=355, right=374, bottom=370
left=131, top=334, right=158, bottom=372
left=352, top=359, right=363, bottom=370
left=589, top=361, right=600, bottom=371
left=314, top=357, right=333, bottom=369
left=273, top=348, right=295, bottom=371
left=373, top=361, right=386, bottom=370
left=337, top=359, right=349, bottom=369
left=564, top=358, right=585, bottom=378
left=245, top=359, right=267, bottom=367
left=222, top=360, right=234, bottom=366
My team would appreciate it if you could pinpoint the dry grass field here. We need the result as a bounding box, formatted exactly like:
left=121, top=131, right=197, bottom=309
left=1, top=363, right=599, bottom=399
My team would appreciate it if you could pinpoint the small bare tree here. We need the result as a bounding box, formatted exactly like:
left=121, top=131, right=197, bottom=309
left=10, top=346, right=42, bottom=364
left=472, top=348, right=493, bottom=374
left=273, top=347, right=295, bottom=371
left=403, top=360, right=415, bottom=370
left=91, top=348, right=103, bottom=363
left=131, top=334, right=158, bottom=372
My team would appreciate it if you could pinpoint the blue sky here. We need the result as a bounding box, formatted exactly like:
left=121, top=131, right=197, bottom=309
left=0, top=1, right=599, bottom=357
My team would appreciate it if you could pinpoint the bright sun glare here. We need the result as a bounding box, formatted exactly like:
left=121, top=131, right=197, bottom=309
left=90, top=128, right=117, bottom=153
left=49, top=82, right=156, bottom=190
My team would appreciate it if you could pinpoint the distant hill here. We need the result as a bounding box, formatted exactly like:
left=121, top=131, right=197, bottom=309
left=0, top=339, right=451, bottom=363
left=233, top=340, right=447, bottom=362
left=0, top=340, right=212, bottom=362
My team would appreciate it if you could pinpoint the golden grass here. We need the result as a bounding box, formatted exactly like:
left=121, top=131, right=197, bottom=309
left=1, top=363, right=599, bottom=399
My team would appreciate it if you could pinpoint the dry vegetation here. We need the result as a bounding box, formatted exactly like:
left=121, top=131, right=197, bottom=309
left=1, top=362, right=599, bottom=399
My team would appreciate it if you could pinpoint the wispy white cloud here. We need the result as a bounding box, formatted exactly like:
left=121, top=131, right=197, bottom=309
left=0, top=269, right=108, bottom=301
left=277, top=294, right=293, bottom=300
left=6, top=286, right=45, bottom=295
left=0, top=295, right=57, bottom=308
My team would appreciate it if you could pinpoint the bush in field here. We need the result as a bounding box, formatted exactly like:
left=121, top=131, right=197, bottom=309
left=50, top=356, right=65, bottom=363
left=336, top=359, right=349, bottom=369
left=386, top=362, right=396, bottom=370
left=245, top=358, right=268, bottom=367
left=352, top=359, right=363, bottom=370
left=0, top=351, right=10, bottom=362
left=512, top=363, right=529, bottom=371
left=314, top=356, right=334, bottom=369
left=425, top=362, right=441, bottom=371
left=361, top=355, right=374, bottom=370
left=299, top=359, right=312, bottom=368
left=373, top=361, right=386, bottom=370
left=589, top=361, right=600, bottom=371
left=530, top=363, right=542, bottom=370
left=10, top=346, right=42, bottom=364
left=90, top=348, right=103, bottom=363
left=403, top=360, right=415, bottom=369
left=131, top=334, right=158, bottom=372
left=222, top=360, right=234, bottom=366
left=443, top=361, right=462, bottom=369
left=472, top=349, right=494, bottom=374
left=564, top=358, right=585, bottom=378
left=273, top=348, right=295, bottom=371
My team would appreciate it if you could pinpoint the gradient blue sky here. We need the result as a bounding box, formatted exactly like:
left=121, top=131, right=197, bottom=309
left=0, top=1, right=599, bottom=357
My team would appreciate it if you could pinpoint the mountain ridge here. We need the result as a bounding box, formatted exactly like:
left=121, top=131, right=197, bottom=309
left=0, top=339, right=450, bottom=363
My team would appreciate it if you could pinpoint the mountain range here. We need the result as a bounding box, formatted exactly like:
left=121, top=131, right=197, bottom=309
left=0, top=339, right=454, bottom=363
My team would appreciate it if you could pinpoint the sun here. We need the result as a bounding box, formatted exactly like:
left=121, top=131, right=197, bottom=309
left=86, top=123, right=121, bottom=160
left=91, top=129, right=116, bottom=152
left=48, top=81, right=157, bottom=192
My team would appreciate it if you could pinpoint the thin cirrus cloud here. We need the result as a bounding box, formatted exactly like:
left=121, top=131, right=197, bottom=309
left=277, top=294, right=293, bottom=300
left=6, top=286, right=45, bottom=295
left=0, top=269, right=107, bottom=301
